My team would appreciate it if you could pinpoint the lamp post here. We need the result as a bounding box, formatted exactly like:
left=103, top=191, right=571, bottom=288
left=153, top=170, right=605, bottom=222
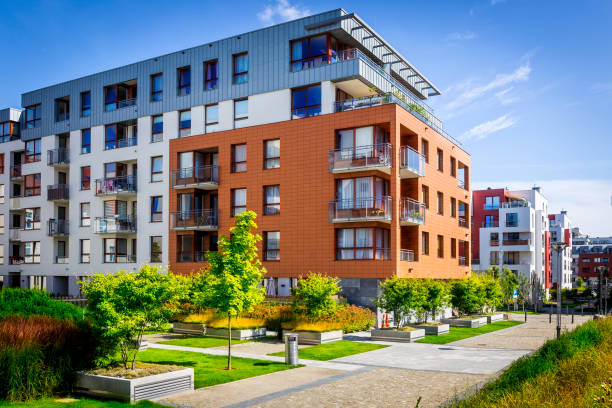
left=597, top=266, right=608, bottom=315
left=552, top=241, right=567, bottom=339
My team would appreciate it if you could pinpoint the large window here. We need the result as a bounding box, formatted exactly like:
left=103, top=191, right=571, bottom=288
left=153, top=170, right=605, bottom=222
left=1, top=121, right=19, bottom=143
left=422, top=231, right=429, bottom=255
left=24, top=208, right=40, bottom=230
left=25, top=139, right=41, bottom=163
left=151, top=73, right=163, bottom=101
left=150, top=196, right=162, bottom=222
left=24, top=174, right=41, bottom=197
left=437, top=192, right=443, bottom=215
left=81, top=129, right=91, bottom=154
left=291, top=84, right=321, bottom=119
left=81, top=91, right=91, bottom=117
left=437, top=149, right=443, bottom=171
left=80, top=239, right=90, bottom=263
left=178, top=66, right=191, bottom=96
left=231, top=144, right=247, bottom=173
left=264, top=139, right=280, bottom=169
left=205, top=104, right=219, bottom=133
left=150, top=236, right=162, bottom=262
left=80, top=202, right=90, bottom=226
left=233, top=53, right=249, bottom=84
left=336, top=228, right=390, bottom=260
left=264, top=185, right=280, bottom=215
left=152, top=115, right=163, bottom=142
left=335, top=176, right=389, bottom=208
left=231, top=188, right=247, bottom=216
left=204, top=60, right=218, bottom=90
left=264, top=231, right=280, bottom=261
left=81, top=166, right=91, bottom=190
left=485, top=196, right=500, bottom=210
left=234, top=99, right=248, bottom=127
left=421, top=139, right=429, bottom=163
left=485, top=215, right=495, bottom=228
left=104, top=238, right=128, bottom=263
left=421, top=185, right=429, bottom=209
left=151, top=156, right=163, bottom=182
left=450, top=197, right=456, bottom=218
left=25, top=104, right=41, bottom=128
left=104, top=81, right=137, bottom=111
left=24, top=241, right=40, bottom=264
left=179, top=110, right=191, bottom=137
left=506, top=213, right=518, bottom=227
left=291, top=34, right=334, bottom=71
left=437, top=235, right=444, bottom=258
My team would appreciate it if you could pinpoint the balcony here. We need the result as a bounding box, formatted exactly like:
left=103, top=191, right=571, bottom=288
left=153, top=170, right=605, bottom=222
left=328, top=143, right=391, bottom=174
left=47, top=148, right=70, bottom=166
left=94, top=216, right=137, bottom=234
left=171, top=166, right=219, bottom=190
left=458, top=217, right=469, bottom=228
left=104, top=254, right=137, bottom=264
left=178, top=251, right=207, bottom=263
left=47, top=184, right=69, bottom=201
left=104, top=137, right=137, bottom=150
left=459, top=256, right=468, bottom=266
left=292, top=48, right=358, bottom=72
left=400, top=249, right=415, bottom=262
left=55, top=256, right=69, bottom=264
left=501, top=201, right=530, bottom=209
left=94, top=176, right=137, bottom=197
left=9, top=197, right=22, bottom=210
left=400, top=198, right=426, bottom=226
left=400, top=146, right=425, bottom=178
left=329, top=196, right=391, bottom=223
left=9, top=256, right=24, bottom=265
left=10, top=165, right=22, bottom=180
left=171, top=210, right=218, bottom=231
left=503, top=239, right=530, bottom=246
left=48, top=219, right=69, bottom=237
left=9, top=228, right=21, bottom=241
left=482, top=221, right=499, bottom=228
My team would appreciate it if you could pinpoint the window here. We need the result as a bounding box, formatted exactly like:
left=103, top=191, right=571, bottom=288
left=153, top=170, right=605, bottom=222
left=292, top=84, right=321, bottom=118
left=81, top=166, right=91, bottom=190
left=204, top=60, right=218, bottom=90
left=231, top=144, right=247, bottom=172
left=583, top=258, right=591, bottom=263
left=205, top=104, right=219, bottom=133
left=336, top=228, right=390, bottom=260
left=264, top=231, right=280, bottom=261
left=437, top=235, right=444, bottom=258
left=151, top=196, right=162, bottom=222
left=25, top=104, right=41, bottom=128
left=437, top=192, right=443, bottom=215
left=437, top=149, right=443, bottom=171
left=0, top=214, right=4, bottom=234
left=291, top=34, right=331, bottom=71
left=451, top=238, right=457, bottom=258
left=506, top=213, right=518, bottom=227
left=152, top=115, right=163, bottom=142
left=151, top=156, right=163, bottom=182
left=105, top=124, right=138, bottom=150
left=0, top=244, right=3, bottom=264
left=81, top=129, right=91, bottom=154
left=450, top=157, right=456, bottom=177
left=80, top=203, right=90, bottom=226
left=485, top=196, right=500, bottom=210
left=264, top=139, right=280, bottom=169
left=24, top=241, right=40, bottom=264
left=0, top=154, right=4, bottom=174
left=178, top=66, right=191, bottom=96
left=104, top=82, right=137, bottom=111
left=1, top=121, right=19, bottom=143
left=233, top=52, right=248, bottom=84
left=24, top=174, right=41, bottom=197
left=80, top=239, right=90, bottom=263
left=421, top=139, right=429, bottom=163
left=422, top=185, right=429, bottom=209
left=231, top=188, right=247, bottom=216
left=179, top=110, right=191, bottom=137
left=234, top=99, right=248, bottom=127
left=485, top=215, right=495, bottom=228
left=0, top=184, right=4, bottom=204
left=450, top=197, right=456, bottom=218
left=104, top=238, right=128, bottom=263
left=264, top=185, right=280, bottom=215
left=422, top=231, right=429, bottom=255
left=151, top=73, right=163, bottom=101
left=25, top=139, right=41, bottom=163
left=150, top=236, right=162, bottom=262
left=81, top=91, right=91, bottom=117
left=55, top=96, right=69, bottom=122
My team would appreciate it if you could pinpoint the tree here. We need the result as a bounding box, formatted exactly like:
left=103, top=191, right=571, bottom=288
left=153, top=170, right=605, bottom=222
left=374, top=278, right=422, bottom=327
left=479, top=274, right=503, bottom=313
left=450, top=277, right=483, bottom=316
left=421, top=279, right=449, bottom=322
left=292, top=273, right=340, bottom=319
left=80, top=265, right=188, bottom=369
left=200, top=211, right=266, bottom=370
left=577, top=277, right=585, bottom=290
left=499, top=267, right=519, bottom=306
left=517, top=273, right=530, bottom=309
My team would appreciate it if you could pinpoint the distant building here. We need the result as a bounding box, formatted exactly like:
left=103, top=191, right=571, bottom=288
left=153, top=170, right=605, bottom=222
left=548, top=211, right=573, bottom=289
left=572, top=235, right=612, bottom=288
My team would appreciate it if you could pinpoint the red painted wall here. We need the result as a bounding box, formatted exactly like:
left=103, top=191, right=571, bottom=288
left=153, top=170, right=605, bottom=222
left=545, top=231, right=551, bottom=289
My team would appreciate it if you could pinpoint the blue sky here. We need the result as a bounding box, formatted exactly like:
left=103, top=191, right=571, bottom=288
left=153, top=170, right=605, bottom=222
left=1, top=0, right=611, bottom=234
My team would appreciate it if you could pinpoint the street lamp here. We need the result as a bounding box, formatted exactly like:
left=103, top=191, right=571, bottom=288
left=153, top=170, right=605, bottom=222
left=597, top=266, right=608, bottom=315
left=551, top=241, right=567, bottom=339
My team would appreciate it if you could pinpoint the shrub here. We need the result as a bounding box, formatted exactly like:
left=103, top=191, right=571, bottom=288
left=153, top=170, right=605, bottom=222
left=244, top=303, right=293, bottom=334
left=281, top=320, right=342, bottom=332
left=292, top=273, right=340, bottom=319
left=421, top=279, right=449, bottom=322
left=479, top=274, right=503, bottom=312
left=206, top=317, right=266, bottom=330
left=450, top=277, right=484, bottom=315
left=375, top=278, right=425, bottom=327
left=330, top=304, right=375, bottom=333
left=0, top=288, right=84, bottom=321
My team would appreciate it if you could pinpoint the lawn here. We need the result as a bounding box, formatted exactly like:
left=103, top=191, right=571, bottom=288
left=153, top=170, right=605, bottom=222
left=416, top=321, right=523, bottom=345
left=158, top=336, right=253, bottom=348
left=268, top=340, right=388, bottom=361
left=0, top=398, right=164, bottom=407
left=137, top=348, right=295, bottom=388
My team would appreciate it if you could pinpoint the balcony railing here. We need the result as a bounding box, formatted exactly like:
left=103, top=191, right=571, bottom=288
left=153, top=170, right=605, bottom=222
left=9, top=256, right=24, bottom=265
left=178, top=251, right=207, bottom=262
left=105, top=137, right=138, bottom=150
left=329, top=196, right=392, bottom=222
left=400, top=198, right=426, bottom=225
left=501, top=201, right=530, bottom=208
left=47, top=148, right=70, bottom=166
left=47, top=184, right=69, bottom=201
left=103, top=254, right=137, bottom=263
left=459, top=256, right=468, bottom=266
left=503, top=239, right=530, bottom=246
left=94, top=176, right=137, bottom=196
left=400, top=249, right=415, bottom=261
left=328, top=143, right=392, bottom=172
left=10, top=165, right=21, bottom=179
left=482, top=221, right=499, bottom=228
left=458, top=179, right=466, bottom=189
left=9, top=228, right=21, bottom=241
left=400, top=146, right=425, bottom=177
left=171, top=210, right=218, bottom=230
left=94, top=216, right=137, bottom=234
left=336, top=248, right=391, bottom=260
left=55, top=256, right=69, bottom=264
left=171, top=166, right=219, bottom=189
left=105, top=98, right=137, bottom=111
left=48, top=219, right=69, bottom=236
left=458, top=217, right=468, bottom=228
left=483, top=204, right=500, bottom=210
left=291, top=48, right=358, bottom=72
left=264, top=249, right=280, bottom=261
left=490, top=240, right=499, bottom=247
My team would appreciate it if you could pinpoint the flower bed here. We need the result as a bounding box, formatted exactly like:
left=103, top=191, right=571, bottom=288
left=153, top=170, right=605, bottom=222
left=479, top=313, right=504, bottom=323
left=371, top=327, right=426, bottom=342
left=407, top=322, right=450, bottom=335
left=284, top=330, right=344, bottom=345
left=441, top=316, right=487, bottom=328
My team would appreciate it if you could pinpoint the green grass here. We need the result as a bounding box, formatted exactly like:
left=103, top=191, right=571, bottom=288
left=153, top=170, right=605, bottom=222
left=0, top=398, right=165, bottom=407
left=416, top=321, right=524, bottom=344
left=505, top=310, right=543, bottom=315
left=137, top=348, right=295, bottom=388
left=268, top=340, right=388, bottom=361
left=158, top=335, right=276, bottom=349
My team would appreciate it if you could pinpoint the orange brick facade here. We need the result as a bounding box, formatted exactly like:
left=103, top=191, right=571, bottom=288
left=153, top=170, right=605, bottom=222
left=168, top=104, right=471, bottom=282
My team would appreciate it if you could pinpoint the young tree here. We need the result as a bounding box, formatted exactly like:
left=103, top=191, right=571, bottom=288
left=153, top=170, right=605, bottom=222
left=517, top=273, right=530, bottom=310
left=421, top=279, right=449, bottom=322
left=479, top=273, right=503, bottom=313
left=80, top=265, right=188, bottom=369
left=499, top=267, right=519, bottom=306
left=292, top=273, right=340, bottom=319
left=200, top=211, right=266, bottom=370
left=450, top=277, right=483, bottom=316
left=375, top=278, right=422, bottom=327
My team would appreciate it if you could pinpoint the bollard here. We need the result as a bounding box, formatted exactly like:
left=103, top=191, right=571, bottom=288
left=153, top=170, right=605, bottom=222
left=284, top=333, right=299, bottom=366
left=572, top=311, right=574, bottom=324
left=549, top=312, right=552, bottom=324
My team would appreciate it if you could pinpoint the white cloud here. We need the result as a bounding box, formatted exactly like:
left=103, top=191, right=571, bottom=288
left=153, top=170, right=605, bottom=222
left=462, top=113, right=516, bottom=141
left=495, top=87, right=519, bottom=105
left=446, top=31, right=477, bottom=41
left=257, top=0, right=311, bottom=25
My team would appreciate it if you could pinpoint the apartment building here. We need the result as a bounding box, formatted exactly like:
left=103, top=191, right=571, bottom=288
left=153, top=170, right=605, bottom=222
left=0, top=9, right=471, bottom=304
left=472, top=187, right=550, bottom=290
left=572, top=235, right=612, bottom=288
left=548, top=211, right=573, bottom=289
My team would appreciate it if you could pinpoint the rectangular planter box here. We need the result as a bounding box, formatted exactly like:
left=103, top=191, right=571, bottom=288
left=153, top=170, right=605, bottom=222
left=407, top=323, right=450, bottom=335
left=441, top=316, right=488, bottom=328
left=76, top=368, right=194, bottom=403
left=205, top=327, right=267, bottom=340
left=173, top=322, right=206, bottom=335
left=371, top=328, right=426, bottom=342
left=284, top=330, right=343, bottom=345
left=483, top=313, right=504, bottom=323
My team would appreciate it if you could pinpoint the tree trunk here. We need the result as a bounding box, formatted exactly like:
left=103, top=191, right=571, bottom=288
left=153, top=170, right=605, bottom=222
left=227, top=314, right=232, bottom=370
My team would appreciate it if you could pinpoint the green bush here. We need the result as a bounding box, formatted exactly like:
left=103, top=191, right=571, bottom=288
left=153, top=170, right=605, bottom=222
left=292, top=273, right=340, bottom=319
left=450, top=277, right=484, bottom=315
left=0, top=289, right=84, bottom=321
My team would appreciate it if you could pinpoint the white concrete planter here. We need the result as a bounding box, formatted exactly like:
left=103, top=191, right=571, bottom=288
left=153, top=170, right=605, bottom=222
left=76, top=367, right=194, bottom=403
left=172, top=322, right=206, bottom=335
left=407, top=323, right=450, bottom=335
left=371, top=328, right=426, bottom=342
left=483, top=313, right=504, bottom=323
left=285, top=330, right=343, bottom=345
left=441, top=317, right=487, bottom=328
left=205, top=327, right=267, bottom=340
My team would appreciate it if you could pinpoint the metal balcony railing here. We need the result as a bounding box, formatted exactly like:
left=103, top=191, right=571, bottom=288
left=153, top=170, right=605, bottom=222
left=10, top=165, right=21, bottom=179
left=104, top=137, right=137, bottom=150
left=502, top=201, right=530, bottom=208
left=94, top=215, right=137, bottom=234
left=400, top=249, right=415, bottom=261
left=47, top=184, right=69, bottom=201
left=177, top=251, right=207, bottom=262
left=328, top=143, right=392, bottom=172
left=9, top=228, right=21, bottom=241
left=483, top=204, right=500, bottom=210
left=400, top=145, right=426, bottom=177
left=55, top=256, right=69, bottom=264
left=336, top=247, right=391, bottom=260
left=103, top=254, right=137, bottom=263
left=171, top=166, right=219, bottom=188
left=329, top=196, right=392, bottom=222
left=48, top=219, right=69, bottom=236
left=94, top=176, right=137, bottom=196
left=459, top=256, right=468, bottom=266
left=482, top=221, right=499, bottom=228
left=105, top=98, right=137, bottom=111
left=458, top=179, right=466, bottom=189
left=503, top=239, right=530, bottom=246
left=400, top=198, right=426, bottom=225
left=264, top=249, right=280, bottom=261
left=47, top=148, right=70, bottom=165
left=458, top=217, right=468, bottom=228
left=9, top=256, right=24, bottom=265
left=171, top=209, right=218, bottom=230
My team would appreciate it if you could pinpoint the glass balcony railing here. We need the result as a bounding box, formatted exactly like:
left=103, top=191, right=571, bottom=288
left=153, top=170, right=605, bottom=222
left=501, top=201, right=530, bottom=208
left=400, top=198, right=426, bottom=225
left=171, top=166, right=219, bottom=189
left=171, top=209, right=218, bottom=230
left=400, top=146, right=425, bottom=177
left=48, top=148, right=70, bottom=166
left=178, top=251, right=207, bottom=263
left=400, top=249, right=415, bottom=261
left=10, top=165, right=21, bottom=179
left=482, top=221, right=499, bottom=228
left=105, top=137, right=137, bottom=150
left=328, top=143, right=392, bottom=172
left=291, top=48, right=358, bottom=72
left=329, top=196, right=392, bottom=222
left=94, top=216, right=137, bottom=234
left=48, top=219, right=69, bottom=236
left=94, top=176, right=137, bottom=196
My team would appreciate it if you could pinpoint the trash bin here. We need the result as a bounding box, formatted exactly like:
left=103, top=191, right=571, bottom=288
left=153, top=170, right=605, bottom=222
left=284, top=333, right=298, bottom=365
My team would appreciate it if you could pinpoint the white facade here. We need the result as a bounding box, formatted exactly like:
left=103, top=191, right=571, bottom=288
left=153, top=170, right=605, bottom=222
left=549, top=211, right=573, bottom=289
